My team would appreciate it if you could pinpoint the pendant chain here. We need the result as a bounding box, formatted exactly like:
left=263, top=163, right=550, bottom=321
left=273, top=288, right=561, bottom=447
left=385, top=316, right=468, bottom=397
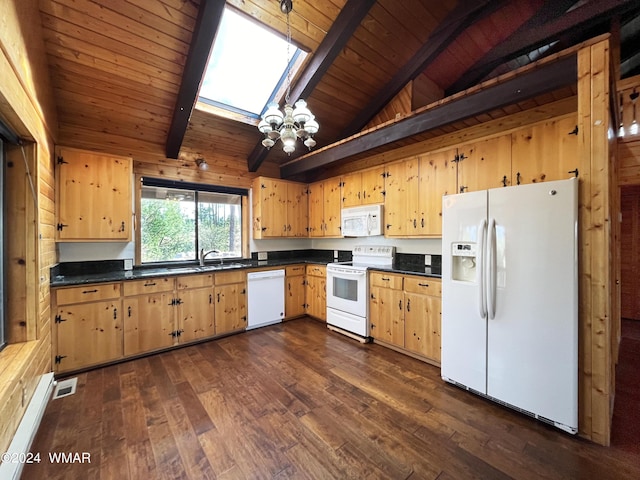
left=285, top=8, right=292, bottom=105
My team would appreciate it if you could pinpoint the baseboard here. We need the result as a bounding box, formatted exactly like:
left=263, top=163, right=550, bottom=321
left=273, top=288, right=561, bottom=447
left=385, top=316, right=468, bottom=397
left=0, top=372, right=55, bottom=480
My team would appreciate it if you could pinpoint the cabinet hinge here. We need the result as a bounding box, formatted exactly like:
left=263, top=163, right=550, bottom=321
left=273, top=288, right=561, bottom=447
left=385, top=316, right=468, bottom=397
left=55, top=355, right=67, bottom=364
left=381, top=190, right=386, bottom=197
left=170, top=330, right=183, bottom=337
left=303, top=303, right=309, bottom=308
left=57, top=156, right=68, bottom=165
left=54, top=314, right=66, bottom=324
left=56, top=223, right=68, bottom=231
left=568, top=125, right=578, bottom=135
left=568, top=168, right=579, bottom=178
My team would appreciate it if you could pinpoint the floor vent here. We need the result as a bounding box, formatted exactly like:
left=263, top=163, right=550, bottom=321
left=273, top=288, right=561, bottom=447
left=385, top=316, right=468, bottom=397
left=53, top=377, right=77, bottom=399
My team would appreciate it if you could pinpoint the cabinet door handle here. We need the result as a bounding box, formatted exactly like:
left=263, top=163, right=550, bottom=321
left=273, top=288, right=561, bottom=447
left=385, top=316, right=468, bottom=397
left=144, top=282, right=156, bottom=287
left=127, top=306, right=132, bottom=317
left=217, top=293, right=221, bottom=303
left=209, top=294, right=212, bottom=304
left=421, top=218, right=424, bottom=228
left=113, top=308, right=117, bottom=319
left=398, top=300, right=402, bottom=310
left=413, top=218, right=417, bottom=228
left=381, top=277, right=390, bottom=281
left=120, top=221, right=126, bottom=232
left=418, top=283, right=429, bottom=287
left=82, top=289, right=98, bottom=294
left=406, top=299, right=410, bottom=312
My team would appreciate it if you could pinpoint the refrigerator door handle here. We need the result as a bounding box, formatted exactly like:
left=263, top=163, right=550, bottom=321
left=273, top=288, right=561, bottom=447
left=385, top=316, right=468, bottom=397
left=487, top=218, right=497, bottom=319
left=477, top=219, right=487, bottom=318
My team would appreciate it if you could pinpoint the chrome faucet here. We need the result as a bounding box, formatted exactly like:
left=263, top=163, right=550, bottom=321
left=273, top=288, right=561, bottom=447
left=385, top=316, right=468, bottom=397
left=199, top=248, right=221, bottom=266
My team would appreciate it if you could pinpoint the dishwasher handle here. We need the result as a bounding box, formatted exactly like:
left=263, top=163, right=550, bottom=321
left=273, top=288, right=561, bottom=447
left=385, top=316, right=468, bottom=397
left=247, top=270, right=285, bottom=280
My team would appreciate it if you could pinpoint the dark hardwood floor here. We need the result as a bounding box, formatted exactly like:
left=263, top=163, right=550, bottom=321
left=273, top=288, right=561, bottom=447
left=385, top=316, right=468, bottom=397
left=23, top=318, right=640, bottom=479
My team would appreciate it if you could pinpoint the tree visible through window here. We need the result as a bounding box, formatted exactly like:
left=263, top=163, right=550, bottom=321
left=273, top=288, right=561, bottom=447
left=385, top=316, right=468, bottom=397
left=140, top=180, right=244, bottom=263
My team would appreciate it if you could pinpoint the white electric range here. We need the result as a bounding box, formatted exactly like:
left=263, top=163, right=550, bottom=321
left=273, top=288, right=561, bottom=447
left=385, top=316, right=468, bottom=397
left=326, top=245, right=395, bottom=341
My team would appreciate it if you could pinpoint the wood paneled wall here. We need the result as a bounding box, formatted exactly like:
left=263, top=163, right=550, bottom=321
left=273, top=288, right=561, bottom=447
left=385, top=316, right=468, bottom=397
left=576, top=39, right=615, bottom=446
left=0, top=0, right=57, bottom=453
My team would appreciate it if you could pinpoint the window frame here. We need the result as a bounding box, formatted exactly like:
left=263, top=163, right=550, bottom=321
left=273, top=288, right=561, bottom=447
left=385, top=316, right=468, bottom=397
left=135, top=176, right=249, bottom=265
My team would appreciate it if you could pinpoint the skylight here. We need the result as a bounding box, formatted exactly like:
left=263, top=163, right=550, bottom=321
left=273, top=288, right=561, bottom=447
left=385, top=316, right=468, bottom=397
left=199, top=7, right=306, bottom=117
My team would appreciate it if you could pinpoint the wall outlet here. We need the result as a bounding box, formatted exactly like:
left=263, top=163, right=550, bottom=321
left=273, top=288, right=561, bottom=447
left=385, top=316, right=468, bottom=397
left=124, top=258, right=133, bottom=270
left=424, top=254, right=432, bottom=266
left=257, top=251, right=268, bottom=260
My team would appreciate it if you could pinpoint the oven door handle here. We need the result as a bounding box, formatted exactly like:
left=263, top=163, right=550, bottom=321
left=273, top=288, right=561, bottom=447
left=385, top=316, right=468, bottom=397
left=327, top=267, right=366, bottom=276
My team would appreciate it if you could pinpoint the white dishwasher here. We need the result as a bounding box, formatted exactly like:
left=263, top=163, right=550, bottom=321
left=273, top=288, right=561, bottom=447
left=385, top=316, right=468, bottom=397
left=247, top=269, right=285, bottom=330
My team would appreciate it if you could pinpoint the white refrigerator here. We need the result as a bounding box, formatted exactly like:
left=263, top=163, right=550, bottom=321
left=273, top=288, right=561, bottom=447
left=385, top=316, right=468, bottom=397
left=441, top=177, right=578, bottom=434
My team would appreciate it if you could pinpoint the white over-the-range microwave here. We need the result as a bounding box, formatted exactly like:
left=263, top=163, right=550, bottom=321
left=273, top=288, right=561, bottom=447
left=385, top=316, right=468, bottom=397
left=340, top=204, right=384, bottom=237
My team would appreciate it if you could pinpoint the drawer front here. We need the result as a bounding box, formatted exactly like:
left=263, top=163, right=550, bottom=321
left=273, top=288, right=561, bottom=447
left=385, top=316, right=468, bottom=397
left=215, top=270, right=246, bottom=285
left=403, top=276, right=442, bottom=296
left=306, top=265, right=326, bottom=277
left=176, top=273, right=214, bottom=290
left=123, top=277, right=174, bottom=296
left=286, top=265, right=306, bottom=276
left=56, top=283, right=121, bottom=305
left=369, top=272, right=403, bottom=290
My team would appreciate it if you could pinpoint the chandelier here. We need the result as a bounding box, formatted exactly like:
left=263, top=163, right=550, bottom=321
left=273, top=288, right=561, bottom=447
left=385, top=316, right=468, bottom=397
left=257, top=0, right=319, bottom=154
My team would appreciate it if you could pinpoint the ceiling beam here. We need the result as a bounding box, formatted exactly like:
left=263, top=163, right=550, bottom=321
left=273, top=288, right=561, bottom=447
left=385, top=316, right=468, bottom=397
left=165, top=0, right=226, bottom=159
left=340, top=0, right=507, bottom=138
left=446, top=0, right=637, bottom=95
left=247, top=0, right=377, bottom=173
left=280, top=54, right=577, bottom=178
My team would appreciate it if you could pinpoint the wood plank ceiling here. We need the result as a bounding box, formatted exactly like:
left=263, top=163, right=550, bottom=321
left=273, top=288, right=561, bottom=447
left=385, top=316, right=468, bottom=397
left=39, top=0, right=640, bottom=180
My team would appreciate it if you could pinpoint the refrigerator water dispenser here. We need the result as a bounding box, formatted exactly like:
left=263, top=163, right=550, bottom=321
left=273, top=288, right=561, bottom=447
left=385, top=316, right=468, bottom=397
left=451, top=242, right=477, bottom=282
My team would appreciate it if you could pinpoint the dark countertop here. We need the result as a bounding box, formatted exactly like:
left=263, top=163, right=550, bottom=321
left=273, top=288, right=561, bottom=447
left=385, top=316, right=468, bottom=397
left=50, top=258, right=328, bottom=288
left=50, top=256, right=441, bottom=288
left=370, top=265, right=441, bottom=278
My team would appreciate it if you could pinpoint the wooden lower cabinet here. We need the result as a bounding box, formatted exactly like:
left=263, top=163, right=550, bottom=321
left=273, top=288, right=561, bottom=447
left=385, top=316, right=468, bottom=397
left=369, top=272, right=442, bottom=364
left=123, top=276, right=176, bottom=356
left=178, top=287, right=215, bottom=342
left=370, top=273, right=404, bottom=346
left=123, top=292, right=175, bottom=356
left=53, top=270, right=249, bottom=372
left=214, top=271, right=247, bottom=334
left=176, top=273, right=215, bottom=342
left=54, top=283, right=123, bottom=372
left=305, top=265, right=326, bottom=320
left=404, top=277, right=442, bottom=362
left=285, top=265, right=306, bottom=319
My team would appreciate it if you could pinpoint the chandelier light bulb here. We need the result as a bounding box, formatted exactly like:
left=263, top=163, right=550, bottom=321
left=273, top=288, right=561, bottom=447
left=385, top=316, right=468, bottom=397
left=262, top=137, right=275, bottom=149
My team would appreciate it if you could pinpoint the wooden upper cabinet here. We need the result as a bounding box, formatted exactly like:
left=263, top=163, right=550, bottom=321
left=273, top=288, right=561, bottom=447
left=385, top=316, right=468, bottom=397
left=252, top=177, right=308, bottom=238
left=308, top=181, right=324, bottom=237
left=56, top=147, right=132, bottom=241
left=417, top=148, right=458, bottom=236
left=457, top=135, right=512, bottom=193
left=342, top=167, right=385, bottom=207
left=323, top=177, right=342, bottom=236
left=384, top=158, right=419, bottom=236
left=308, top=178, right=342, bottom=237
left=511, top=113, right=579, bottom=185
left=287, top=182, right=309, bottom=237
left=251, top=177, right=287, bottom=238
